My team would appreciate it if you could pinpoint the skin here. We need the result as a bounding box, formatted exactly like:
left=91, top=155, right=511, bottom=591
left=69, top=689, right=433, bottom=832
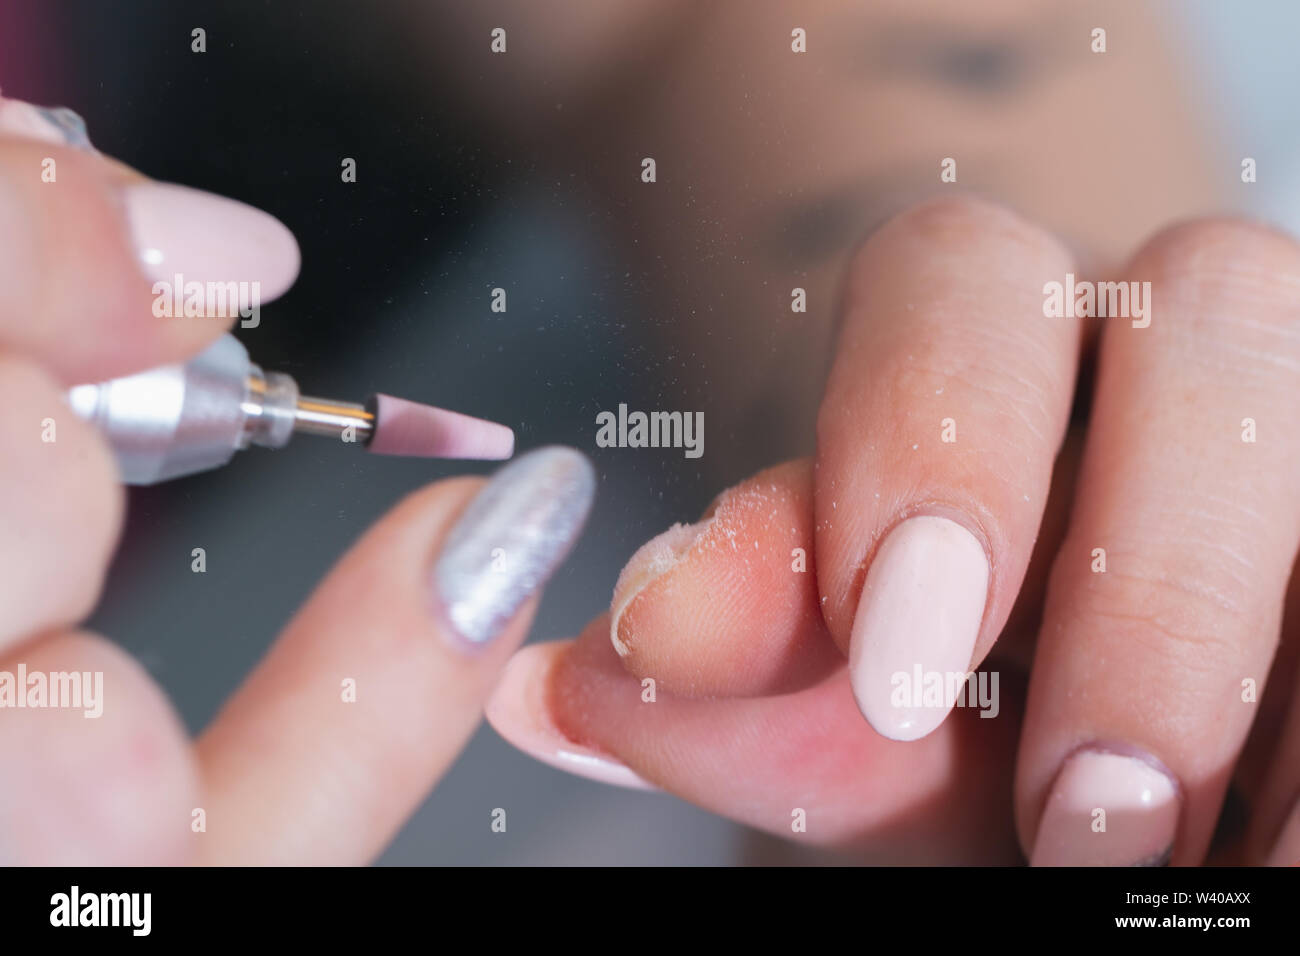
left=7, top=0, right=1300, bottom=864
left=494, top=200, right=1300, bottom=865
left=473, top=1, right=1300, bottom=864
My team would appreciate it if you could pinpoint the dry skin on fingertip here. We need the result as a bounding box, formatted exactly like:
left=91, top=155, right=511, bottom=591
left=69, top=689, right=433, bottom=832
left=610, top=519, right=711, bottom=656
left=605, top=464, right=828, bottom=697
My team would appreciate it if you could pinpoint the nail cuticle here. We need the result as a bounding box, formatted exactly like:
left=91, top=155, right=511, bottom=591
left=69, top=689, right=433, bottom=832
left=856, top=499, right=998, bottom=605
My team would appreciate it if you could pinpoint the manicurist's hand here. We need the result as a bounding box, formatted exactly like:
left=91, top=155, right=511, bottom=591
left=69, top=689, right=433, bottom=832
left=490, top=196, right=1300, bottom=866
left=0, top=94, right=594, bottom=864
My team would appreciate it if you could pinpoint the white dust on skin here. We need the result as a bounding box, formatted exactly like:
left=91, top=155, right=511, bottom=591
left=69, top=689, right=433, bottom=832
left=609, top=521, right=708, bottom=657
left=607, top=482, right=796, bottom=657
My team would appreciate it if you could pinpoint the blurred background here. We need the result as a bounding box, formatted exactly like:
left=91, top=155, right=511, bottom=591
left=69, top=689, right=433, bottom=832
left=2, top=0, right=1298, bottom=863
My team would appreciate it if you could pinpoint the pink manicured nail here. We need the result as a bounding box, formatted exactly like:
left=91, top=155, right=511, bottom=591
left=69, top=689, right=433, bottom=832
left=1032, top=749, right=1179, bottom=866
left=1266, top=798, right=1300, bottom=866
left=486, top=643, right=657, bottom=791
left=122, top=182, right=300, bottom=306
left=848, top=515, right=988, bottom=741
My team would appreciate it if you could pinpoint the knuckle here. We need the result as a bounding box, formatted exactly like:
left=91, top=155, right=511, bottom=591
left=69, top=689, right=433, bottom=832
left=1133, top=218, right=1300, bottom=336
left=848, top=194, right=1070, bottom=282
left=1062, top=547, right=1265, bottom=679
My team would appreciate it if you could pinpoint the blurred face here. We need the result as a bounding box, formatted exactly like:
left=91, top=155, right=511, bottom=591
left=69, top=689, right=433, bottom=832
left=430, top=0, right=1224, bottom=460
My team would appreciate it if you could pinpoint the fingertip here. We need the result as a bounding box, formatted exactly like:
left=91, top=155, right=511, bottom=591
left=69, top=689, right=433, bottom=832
left=816, top=198, right=1080, bottom=737
left=487, top=640, right=657, bottom=791
left=121, top=181, right=301, bottom=304
left=847, top=514, right=990, bottom=743
left=0, top=129, right=299, bottom=381
left=607, top=459, right=838, bottom=698
left=609, top=520, right=708, bottom=659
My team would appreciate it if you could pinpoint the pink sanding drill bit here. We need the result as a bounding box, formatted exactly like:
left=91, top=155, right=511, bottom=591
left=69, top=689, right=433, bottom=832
left=69, top=334, right=515, bottom=484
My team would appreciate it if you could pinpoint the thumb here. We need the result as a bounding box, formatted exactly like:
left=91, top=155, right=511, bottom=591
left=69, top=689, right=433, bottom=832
left=195, top=446, right=595, bottom=864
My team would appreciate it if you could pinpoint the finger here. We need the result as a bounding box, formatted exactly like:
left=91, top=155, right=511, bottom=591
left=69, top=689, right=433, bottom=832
left=0, top=94, right=299, bottom=382
left=0, top=631, right=198, bottom=864
left=815, top=195, right=1080, bottom=740
left=1230, top=560, right=1300, bottom=806
left=1242, top=568, right=1300, bottom=864
left=487, top=637, right=658, bottom=791
left=1016, top=219, right=1300, bottom=866
left=196, top=447, right=595, bottom=864
left=0, top=354, right=121, bottom=650
left=1247, top=674, right=1300, bottom=865
left=606, top=429, right=1084, bottom=698
left=997, top=425, right=1087, bottom=672
left=488, top=620, right=1025, bottom=863
left=608, top=458, right=841, bottom=697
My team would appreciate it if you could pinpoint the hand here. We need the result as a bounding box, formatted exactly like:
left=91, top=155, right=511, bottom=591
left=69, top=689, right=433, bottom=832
left=489, top=196, right=1300, bottom=866
left=0, top=95, right=594, bottom=864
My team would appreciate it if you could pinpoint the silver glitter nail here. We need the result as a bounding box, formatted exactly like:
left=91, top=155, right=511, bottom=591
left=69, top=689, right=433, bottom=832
left=434, top=446, right=595, bottom=646
left=33, top=106, right=95, bottom=153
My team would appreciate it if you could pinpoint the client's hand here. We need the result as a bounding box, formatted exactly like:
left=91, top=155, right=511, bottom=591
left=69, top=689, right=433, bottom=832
left=490, top=196, right=1300, bottom=867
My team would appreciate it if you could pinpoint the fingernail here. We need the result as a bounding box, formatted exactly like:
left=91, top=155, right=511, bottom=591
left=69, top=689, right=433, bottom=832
left=847, top=514, right=988, bottom=741
left=121, top=182, right=301, bottom=305
left=1031, top=748, right=1180, bottom=866
left=1266, top=797, right=1300, bottom=866
left=486, top=643, right=657, bottom=791
left=0, top=96, right=95, bottom=151
left=608, top=519, right=710, bottom=657
left=434, top=446, right=596, bottom=647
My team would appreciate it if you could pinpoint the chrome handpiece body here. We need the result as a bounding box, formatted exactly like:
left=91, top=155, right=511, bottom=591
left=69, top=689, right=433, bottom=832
left=67, top=334, right=371, bottom=484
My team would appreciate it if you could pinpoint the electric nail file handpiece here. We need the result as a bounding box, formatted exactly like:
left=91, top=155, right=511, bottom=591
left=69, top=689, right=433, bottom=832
left=68, top=333, right=515, bottom=485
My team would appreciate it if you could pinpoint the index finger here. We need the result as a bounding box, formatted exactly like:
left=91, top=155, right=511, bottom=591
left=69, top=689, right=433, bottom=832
left=196, top=448, right=596, bottom=864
